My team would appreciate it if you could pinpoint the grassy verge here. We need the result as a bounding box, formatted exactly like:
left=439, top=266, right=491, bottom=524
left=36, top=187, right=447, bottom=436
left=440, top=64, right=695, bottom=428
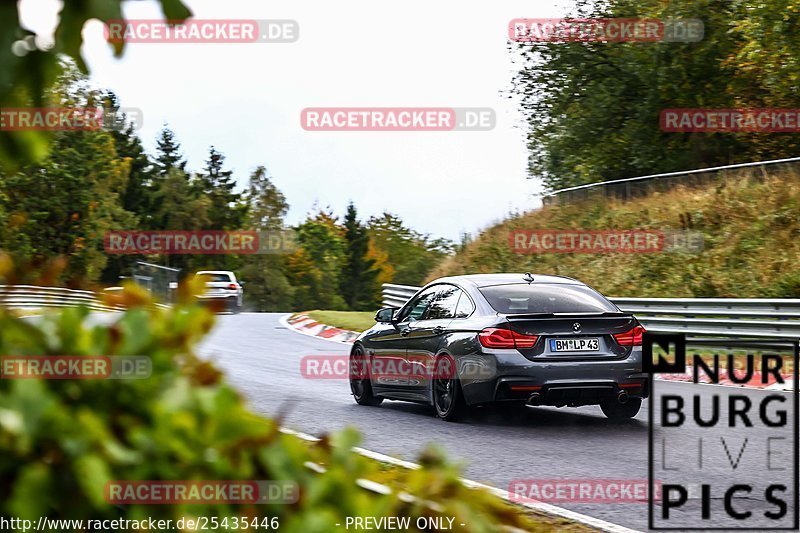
left=429, top=170, right=800, bottom=297
left=367, top=462, right=594, bottom=532
left=301, top=434, right=596, bottom=533
left=306, top=309, right=376, bottom=332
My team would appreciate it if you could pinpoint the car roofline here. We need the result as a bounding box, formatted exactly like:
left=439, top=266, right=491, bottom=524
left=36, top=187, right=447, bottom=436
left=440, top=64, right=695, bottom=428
left=429, top=273, right=586, bottom=289
left=476, top=280, right=588, bottom=289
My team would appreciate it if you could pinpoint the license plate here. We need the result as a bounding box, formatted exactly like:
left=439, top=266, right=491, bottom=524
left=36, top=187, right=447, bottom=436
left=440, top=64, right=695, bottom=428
left=550, top=338, right=600, bottom=352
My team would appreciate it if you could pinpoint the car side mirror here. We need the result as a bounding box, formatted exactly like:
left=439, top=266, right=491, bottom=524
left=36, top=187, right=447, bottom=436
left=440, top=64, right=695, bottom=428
left=375, top=307, right=397, bottom=323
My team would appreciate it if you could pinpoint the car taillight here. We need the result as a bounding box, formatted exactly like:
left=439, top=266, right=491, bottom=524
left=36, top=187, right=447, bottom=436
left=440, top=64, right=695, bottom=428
left=511, top=332, right=539, bottom=348
left=228, top=283, right=237, bottom=290
left=613, top=325, right=646, bottom=346
left=479, top=328, right=515, bottom=348
left=479, top=328, right=539, bottom=349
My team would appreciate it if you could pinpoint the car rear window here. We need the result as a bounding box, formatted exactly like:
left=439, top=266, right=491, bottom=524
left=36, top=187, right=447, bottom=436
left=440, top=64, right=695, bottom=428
left=197, top=273, right=232, bottom=283
left=479, top=283, right=617, bottom=314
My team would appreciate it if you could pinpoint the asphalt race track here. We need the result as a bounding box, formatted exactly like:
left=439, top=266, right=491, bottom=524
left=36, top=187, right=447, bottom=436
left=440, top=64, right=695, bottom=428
left=198, top=313, right=797, bottom=532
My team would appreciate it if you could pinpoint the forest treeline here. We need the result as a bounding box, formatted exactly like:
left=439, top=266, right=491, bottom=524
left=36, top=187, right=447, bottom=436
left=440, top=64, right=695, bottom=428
left=0, top=65, right=452, bottom=311
left=512, top=0, right=800, bottom=190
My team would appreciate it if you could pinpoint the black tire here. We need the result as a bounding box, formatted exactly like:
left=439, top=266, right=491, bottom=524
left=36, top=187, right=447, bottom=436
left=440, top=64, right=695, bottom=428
left=433, top=354, right=465, bottom=421
left=601, top=397, right=642, bottom=420
left=349, top=346, right=383, bottom=406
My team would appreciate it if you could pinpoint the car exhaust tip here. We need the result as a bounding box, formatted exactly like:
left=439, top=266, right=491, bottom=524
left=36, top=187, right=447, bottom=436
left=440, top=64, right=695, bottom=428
left=617, top=391, right=629, bottom=404
left=526, top=393, right=541, bottom=407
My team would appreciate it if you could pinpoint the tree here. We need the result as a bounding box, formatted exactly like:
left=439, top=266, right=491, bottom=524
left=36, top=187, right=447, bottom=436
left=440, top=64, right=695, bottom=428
left=151, top=167, right=212, bottom=273
left=0, top=0, right=191, bottom=170
left=239, top=166, right=294, bottom=311
left=1, top=127, right=134, bottom=285
left=100, top=92, right=155, bottom=284
left=288, top=208, right=347, bottom=310
left=0, top=65, right=138, bottom=285
left=153, top=168, right=211, bottom=231
left=366, top=239, right=394, bottom=288
left=340, top=203, right=380, bottom=310
left=244, top=166, right=287, bottom=230
left=511, top=0, right=800, bottom=190
left=195, top=146, right=246, bottom=230
left=367, top=213, right=453, bottom=286
left=113, top=120, right=154, bottom=223
left=148, top=126, right=189, bottom=224
left=154, top=126, right=187, bottom=178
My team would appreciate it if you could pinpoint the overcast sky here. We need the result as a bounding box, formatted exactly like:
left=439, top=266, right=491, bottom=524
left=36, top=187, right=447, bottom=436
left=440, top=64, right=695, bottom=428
left=21, top=0, right=575, bottom=241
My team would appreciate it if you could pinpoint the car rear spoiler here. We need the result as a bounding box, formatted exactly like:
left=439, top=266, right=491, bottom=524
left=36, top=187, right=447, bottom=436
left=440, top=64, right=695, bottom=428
left=504, top=311, right=632, bottom=319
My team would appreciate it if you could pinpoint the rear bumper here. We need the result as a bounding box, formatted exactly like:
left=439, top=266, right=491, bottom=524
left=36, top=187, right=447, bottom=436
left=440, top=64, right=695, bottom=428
left=459, top=348, right=648, bottom=406
left=492, top=378, right=650, bottom=407
left=195, top=293, right=241, bottom=310
left=196, top=293, right=238, bottom=300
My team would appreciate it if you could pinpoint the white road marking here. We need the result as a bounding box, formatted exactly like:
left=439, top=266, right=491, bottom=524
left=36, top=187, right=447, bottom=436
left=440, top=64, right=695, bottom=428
left=280, top=427, right=643, bottom=533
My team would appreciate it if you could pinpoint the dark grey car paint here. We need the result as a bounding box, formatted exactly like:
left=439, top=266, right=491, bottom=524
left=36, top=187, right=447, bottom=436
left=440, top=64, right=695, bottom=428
left=354, top=273, right=648, bottom=408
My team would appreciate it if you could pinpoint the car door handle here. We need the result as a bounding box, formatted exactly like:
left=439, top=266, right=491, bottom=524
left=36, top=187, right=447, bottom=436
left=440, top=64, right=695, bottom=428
left=433, top=326, right=444, bottom=335
left=400, top=327, right=411, bottom=336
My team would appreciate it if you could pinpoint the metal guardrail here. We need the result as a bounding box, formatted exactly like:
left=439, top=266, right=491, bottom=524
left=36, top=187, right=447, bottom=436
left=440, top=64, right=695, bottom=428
left=382, top=283, right=423, bottom=309
left=541, top=156, right=800, bottom=206
left=0, top=285, right=127, bottom=312
left=381, top=284, right=800, bottom=343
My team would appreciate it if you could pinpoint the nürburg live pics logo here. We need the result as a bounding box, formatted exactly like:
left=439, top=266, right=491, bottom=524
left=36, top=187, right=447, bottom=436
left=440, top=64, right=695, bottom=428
left=645, top=332, right=799, bottom=530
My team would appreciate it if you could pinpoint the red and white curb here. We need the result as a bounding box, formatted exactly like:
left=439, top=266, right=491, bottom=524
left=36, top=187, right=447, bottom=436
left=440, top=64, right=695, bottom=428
left=283, top=313, right=360, bottom=344
left=280, top=428, right=641, bottom=533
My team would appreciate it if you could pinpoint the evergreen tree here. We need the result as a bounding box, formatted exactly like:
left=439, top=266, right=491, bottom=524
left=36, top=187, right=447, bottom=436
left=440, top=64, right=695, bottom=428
left=245, top=166, right=287, bottom=230
left=151, top=127, right=188, bottom=222
left=154, top=126, right=187, bottom=177
left=195, top=146, right=246, bottom=230
left=340, top=203, right=379, bottom=310
left=100, top=92, right=154, bottom=283
left=114, top=122, right=153, bottom=223
left=154, top=168, right=211, bottom=231
left=239, top=166, right=294, bottom=311
left=152, top=167, right=211, bottom=273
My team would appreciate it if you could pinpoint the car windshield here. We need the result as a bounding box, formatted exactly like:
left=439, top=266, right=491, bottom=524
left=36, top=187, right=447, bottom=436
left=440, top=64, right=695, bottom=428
left=198, top=273, right=232, bottom=283
left=479, top=283, right=618, bottom=314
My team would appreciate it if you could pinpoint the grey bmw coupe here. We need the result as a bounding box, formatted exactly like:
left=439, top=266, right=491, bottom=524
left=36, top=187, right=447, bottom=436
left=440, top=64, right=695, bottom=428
left=349, top=273, right=648, bottom=421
